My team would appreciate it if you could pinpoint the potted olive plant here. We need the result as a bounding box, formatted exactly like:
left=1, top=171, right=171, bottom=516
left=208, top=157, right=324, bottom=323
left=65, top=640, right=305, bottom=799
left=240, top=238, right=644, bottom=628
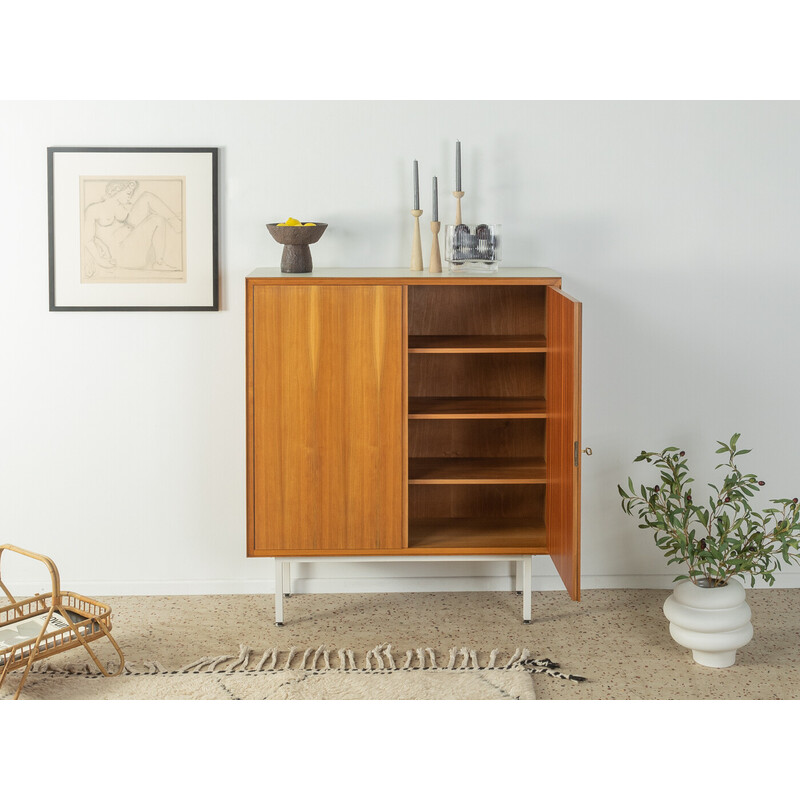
left=618, top=434, right=800, bottom=667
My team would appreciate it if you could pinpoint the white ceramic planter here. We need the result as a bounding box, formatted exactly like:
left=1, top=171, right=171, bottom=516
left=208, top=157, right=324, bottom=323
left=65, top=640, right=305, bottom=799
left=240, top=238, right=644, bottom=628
left=663, top=579, right=753, bottom=668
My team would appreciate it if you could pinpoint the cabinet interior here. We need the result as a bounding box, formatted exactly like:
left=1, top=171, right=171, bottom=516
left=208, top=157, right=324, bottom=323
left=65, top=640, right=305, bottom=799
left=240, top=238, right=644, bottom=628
left=408, top=284, right=546, bottom=337
left=405, top=285, right=550, bottom=553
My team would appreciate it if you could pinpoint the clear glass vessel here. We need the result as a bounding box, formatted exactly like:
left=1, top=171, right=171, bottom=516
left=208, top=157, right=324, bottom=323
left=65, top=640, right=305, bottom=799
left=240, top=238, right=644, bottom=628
left=445, top=224, right=502, bottom=273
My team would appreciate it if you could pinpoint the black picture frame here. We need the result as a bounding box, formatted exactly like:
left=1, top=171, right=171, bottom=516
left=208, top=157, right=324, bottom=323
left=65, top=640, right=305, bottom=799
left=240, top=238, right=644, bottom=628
left=47, top=147, right=219, bottom=311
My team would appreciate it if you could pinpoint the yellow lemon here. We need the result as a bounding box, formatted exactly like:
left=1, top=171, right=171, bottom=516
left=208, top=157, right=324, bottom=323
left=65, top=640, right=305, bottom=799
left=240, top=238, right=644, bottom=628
left=303, top=222, right=316, bottom=227
left=285, top=217, right=301, bottom=226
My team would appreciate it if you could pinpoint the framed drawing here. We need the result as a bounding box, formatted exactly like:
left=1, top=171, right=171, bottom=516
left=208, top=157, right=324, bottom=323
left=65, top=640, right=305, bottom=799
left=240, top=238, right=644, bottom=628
left=48, top=147, right=219, bottom=311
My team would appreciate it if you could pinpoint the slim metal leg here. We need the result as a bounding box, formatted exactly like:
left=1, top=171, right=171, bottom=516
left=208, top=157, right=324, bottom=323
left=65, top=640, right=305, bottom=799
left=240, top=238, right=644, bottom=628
left=274, top=558, right=284, bottom=626
left=282, top=560, right=291, bottom=597
left=271, top=554, right=532, bottom=626
left=522, top=557, right=532, bottom=623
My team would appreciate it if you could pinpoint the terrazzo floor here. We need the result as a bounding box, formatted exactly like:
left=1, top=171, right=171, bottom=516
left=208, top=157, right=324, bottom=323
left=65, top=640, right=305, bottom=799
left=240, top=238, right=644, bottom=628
left=39, top=588, right=800, bottom=699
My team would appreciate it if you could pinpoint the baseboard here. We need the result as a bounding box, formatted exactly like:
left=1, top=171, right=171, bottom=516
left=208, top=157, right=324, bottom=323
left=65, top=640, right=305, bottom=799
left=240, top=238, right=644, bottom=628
left=8, top=572, right=800, bottom=596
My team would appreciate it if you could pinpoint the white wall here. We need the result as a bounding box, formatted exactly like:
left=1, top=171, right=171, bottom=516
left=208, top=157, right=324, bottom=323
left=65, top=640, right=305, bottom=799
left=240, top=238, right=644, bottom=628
left=1, top=100, right=799, bottom=596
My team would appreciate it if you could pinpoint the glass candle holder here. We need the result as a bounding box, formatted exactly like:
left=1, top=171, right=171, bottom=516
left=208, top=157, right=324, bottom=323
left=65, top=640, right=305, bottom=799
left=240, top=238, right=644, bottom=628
left=445, top=224, right=502, bottom=273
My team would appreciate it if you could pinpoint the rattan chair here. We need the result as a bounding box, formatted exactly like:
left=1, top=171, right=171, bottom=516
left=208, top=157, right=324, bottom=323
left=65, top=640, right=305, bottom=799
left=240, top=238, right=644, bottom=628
left=0, top=543, right=124, bottom=699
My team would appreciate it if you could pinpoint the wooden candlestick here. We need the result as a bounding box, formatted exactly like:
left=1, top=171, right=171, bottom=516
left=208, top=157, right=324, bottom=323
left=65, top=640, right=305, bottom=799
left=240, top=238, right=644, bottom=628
left=410, top=209, right=423, bottom=271
left=429, top=220, right=442, bottom=273
left=453, top=191, right=465, bottom=225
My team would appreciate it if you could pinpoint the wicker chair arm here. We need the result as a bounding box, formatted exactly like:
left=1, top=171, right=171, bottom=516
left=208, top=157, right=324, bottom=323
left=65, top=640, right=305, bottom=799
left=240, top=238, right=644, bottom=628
left=0, top=544, right=62, bottom=603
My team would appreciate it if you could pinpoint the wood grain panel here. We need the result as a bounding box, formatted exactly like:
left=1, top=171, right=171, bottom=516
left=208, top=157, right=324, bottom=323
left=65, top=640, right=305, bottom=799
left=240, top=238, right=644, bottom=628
left=408, top=353, right=545, bottom=398
left=545, top=286, right=582, bottom=600
left=409, top=484, right=545, bottom=520
left=408, top=419, right=545, bottom=459
left=407, top=518, right=547, bottom=552
left=250, top=285, right=403, bottom=552
left=407, top=285, right=546, bottom=336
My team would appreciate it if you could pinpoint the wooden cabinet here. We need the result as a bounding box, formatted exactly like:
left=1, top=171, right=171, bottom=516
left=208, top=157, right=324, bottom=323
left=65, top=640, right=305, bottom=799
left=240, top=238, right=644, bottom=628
left=246, top=268, right=583, bottom=600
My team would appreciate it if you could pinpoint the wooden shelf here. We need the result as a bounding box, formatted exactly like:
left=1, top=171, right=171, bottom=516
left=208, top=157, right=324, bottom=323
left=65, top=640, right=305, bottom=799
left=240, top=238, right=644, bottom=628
left=408, top=517, right=547, bottom=552
left=408, top=334, right=546, bottom=353
left=408, top=457, right=546, bottom=484
left=408, top=397, right=546, bottom=419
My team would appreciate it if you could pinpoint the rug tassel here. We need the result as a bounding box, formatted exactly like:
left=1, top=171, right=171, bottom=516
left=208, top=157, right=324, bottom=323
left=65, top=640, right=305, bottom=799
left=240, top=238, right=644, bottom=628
left=179, top=654, right=231, bottom=673
left=520, top=657, right=587, bottom=683
left=206, top=654, right=233, bottom=673
left=227, top=645, right=251, bottom=673
left=402, top=650, right=413, bottom=669
left=283, top=647, right=298, bottom=669
left=366, top=645, right=385, bottom=670
left=504, top=648, right=522, bottom=669
left=417, top=647, right=426, bottom=669
left=299, top=647, right=314, bottom=669
left=488, top=649, right=499, bottom=668
left=384, top=644, right=396, bottom=670
left=256, top=647, right=277, bottom=672
left=447, top=647, right=457, bottom=669
left=309, top=645, right=326, bottom=670
left=180, top=656, right=214, bottom=673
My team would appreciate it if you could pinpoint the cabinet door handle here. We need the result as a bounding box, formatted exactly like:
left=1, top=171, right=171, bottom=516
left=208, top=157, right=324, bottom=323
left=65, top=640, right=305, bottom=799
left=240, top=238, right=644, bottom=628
left=582, top=447, right=593, bottom=456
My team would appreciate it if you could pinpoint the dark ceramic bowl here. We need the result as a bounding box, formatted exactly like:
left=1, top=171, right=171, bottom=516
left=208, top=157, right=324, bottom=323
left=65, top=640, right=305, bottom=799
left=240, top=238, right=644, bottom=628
left=266, top=223, right=328, bottom=273
left=266, top=223, right=328, bottom=245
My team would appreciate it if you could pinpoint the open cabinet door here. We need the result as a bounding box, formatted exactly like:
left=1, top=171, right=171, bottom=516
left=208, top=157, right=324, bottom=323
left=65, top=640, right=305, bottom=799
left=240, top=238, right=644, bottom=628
left=546, top=286, right=582, bottom=600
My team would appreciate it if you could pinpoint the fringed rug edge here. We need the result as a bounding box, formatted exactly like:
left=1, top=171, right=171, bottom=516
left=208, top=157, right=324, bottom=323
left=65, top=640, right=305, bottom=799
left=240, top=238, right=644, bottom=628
left=26, top=644, right=586, bottom=682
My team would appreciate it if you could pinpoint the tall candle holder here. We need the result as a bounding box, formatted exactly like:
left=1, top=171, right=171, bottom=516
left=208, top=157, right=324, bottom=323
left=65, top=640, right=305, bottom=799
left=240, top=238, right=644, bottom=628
left=452, top=190, right=465, bottom=225
left=429, top=220, right=442, bottom=273
left=410, top=209, right=423, bottom=271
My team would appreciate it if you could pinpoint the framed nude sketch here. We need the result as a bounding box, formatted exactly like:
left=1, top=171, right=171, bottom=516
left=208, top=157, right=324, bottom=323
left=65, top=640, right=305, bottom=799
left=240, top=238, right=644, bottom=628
left=48, top=147, right=219, bottom=311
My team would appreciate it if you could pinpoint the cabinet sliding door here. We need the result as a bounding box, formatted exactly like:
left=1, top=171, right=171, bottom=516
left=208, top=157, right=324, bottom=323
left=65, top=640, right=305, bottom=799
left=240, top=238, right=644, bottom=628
left=249, top=284, right=404, bottom=553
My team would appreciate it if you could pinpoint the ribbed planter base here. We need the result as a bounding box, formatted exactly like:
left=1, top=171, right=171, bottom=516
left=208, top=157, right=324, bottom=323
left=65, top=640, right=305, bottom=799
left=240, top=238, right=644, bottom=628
left=663, top=579, right=753, bottom=668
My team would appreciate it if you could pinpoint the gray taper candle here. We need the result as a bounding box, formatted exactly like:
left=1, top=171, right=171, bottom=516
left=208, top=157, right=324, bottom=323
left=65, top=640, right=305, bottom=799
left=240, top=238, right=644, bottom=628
left=413, top=159, right=419, bottom=210
left=455, top=141, right=461, bottom=191
left=432, top=176, right=438, bottom=221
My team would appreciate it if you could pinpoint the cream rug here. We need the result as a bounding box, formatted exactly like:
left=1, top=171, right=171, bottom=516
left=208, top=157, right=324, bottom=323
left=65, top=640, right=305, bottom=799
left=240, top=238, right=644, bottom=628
left=2, top=644, right=585, bottom=701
